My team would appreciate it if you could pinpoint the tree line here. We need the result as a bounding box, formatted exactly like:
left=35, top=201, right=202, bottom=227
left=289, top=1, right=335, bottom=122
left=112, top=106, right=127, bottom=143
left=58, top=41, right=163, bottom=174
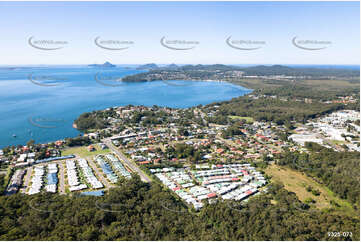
left=0, top=176, right=359, bottom=240
left=276, top=143, right=360, bottom=207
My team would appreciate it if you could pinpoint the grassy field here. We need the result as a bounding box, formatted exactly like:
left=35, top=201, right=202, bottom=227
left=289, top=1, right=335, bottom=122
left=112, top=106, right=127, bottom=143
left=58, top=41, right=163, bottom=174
left=229, top=116, right=254, bottom=123
left=264, top=164, right=356, bottom=217
left=62, top=145, right=110, bottom=158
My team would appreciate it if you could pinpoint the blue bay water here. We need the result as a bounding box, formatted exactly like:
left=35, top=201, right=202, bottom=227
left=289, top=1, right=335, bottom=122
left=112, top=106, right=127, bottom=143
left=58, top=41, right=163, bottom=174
left=0, top=66, right=251, bottom=148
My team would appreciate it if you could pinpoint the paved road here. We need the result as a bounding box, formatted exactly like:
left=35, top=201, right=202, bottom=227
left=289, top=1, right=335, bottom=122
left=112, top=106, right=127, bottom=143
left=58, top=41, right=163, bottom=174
left=21, top=167, right=32, bottom=193
left=103, top=139, right=152, bottom=183
left=56, top=161, right=66, bottom=194
left=86, top=156, right=114, bottom=188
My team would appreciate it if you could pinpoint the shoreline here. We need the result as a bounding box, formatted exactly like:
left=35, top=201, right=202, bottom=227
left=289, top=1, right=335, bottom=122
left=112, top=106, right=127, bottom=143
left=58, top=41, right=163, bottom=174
left=0, top=80, right=253, bottom=149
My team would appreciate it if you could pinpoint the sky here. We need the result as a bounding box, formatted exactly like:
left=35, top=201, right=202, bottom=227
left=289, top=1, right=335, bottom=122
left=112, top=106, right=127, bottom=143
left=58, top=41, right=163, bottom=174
left=0, top=1, right=359, bottom=65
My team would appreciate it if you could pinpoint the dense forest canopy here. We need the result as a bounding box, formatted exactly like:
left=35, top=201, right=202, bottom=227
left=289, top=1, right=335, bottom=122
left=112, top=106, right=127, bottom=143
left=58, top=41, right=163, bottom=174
left=205, top=96, right=344, bottom=124
left=0, top=176, right=359, bottom=240
left=1, top=64, right=359, bottom=240
left=277, top=143, right=360, bottom=207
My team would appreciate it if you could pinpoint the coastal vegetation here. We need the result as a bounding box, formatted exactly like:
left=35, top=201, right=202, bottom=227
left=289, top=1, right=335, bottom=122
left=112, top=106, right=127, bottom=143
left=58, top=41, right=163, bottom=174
left=65, top=136, right=92, bottom=147
left=1, top=64, right=359, bottom=240
left=125, top=64, right=359, bottom=80
left=74, top=112, right=110, bottom=132
left=118, top=64, right=360, bottom=126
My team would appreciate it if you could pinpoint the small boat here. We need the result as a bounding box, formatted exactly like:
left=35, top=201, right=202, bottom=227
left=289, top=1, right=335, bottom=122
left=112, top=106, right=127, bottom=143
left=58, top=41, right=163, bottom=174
left=12, top=134, right=17, bottom=138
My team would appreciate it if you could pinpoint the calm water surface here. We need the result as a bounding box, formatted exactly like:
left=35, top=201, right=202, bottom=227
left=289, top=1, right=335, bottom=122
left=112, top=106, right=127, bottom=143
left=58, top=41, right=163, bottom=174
left=0, top=66, right=252, bottom=148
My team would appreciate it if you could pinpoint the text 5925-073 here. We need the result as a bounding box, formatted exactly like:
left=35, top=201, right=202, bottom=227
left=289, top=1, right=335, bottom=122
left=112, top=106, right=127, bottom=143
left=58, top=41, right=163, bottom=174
left=328, top=232, right=352, bottom=238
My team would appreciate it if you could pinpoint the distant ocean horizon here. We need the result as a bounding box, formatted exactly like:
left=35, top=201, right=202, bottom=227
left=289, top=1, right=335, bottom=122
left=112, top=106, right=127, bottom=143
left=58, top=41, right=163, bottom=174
left=0, top=64, right=359, bottom=70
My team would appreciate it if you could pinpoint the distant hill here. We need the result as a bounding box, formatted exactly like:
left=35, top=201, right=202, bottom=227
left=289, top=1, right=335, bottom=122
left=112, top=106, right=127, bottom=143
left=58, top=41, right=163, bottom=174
left=123, top=63, right=359, bottom=81
left=166, top=64, right=179, bottom=70
left=136, top=63, right=158, bottom=70
left=179, top=64, right=240, bottom=71
left=242, top=65, right=295, bottom=75
left=165, top=64, right=359, bottom=77
left=88, top=61, right=116, bottom=68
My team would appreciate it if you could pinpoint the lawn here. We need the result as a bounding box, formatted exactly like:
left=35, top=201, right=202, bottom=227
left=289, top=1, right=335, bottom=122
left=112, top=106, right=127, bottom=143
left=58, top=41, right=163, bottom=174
left=229, top=116, right=254, bottom=123
left=329, top=139, right=346, bottom=145
left=62, top=145, right=110, bottom=158
left=264, top=164, right=356, bottom=217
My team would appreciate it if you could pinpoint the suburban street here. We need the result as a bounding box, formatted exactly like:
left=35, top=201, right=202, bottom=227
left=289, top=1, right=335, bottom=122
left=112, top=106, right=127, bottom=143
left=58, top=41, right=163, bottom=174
left=20, top=167, right=32, bottom=193
left=86, top=156, right=114, bottom=188
left=56, top=161, right=66, bottom=194
left=103, top=139, right=152, bottom=183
